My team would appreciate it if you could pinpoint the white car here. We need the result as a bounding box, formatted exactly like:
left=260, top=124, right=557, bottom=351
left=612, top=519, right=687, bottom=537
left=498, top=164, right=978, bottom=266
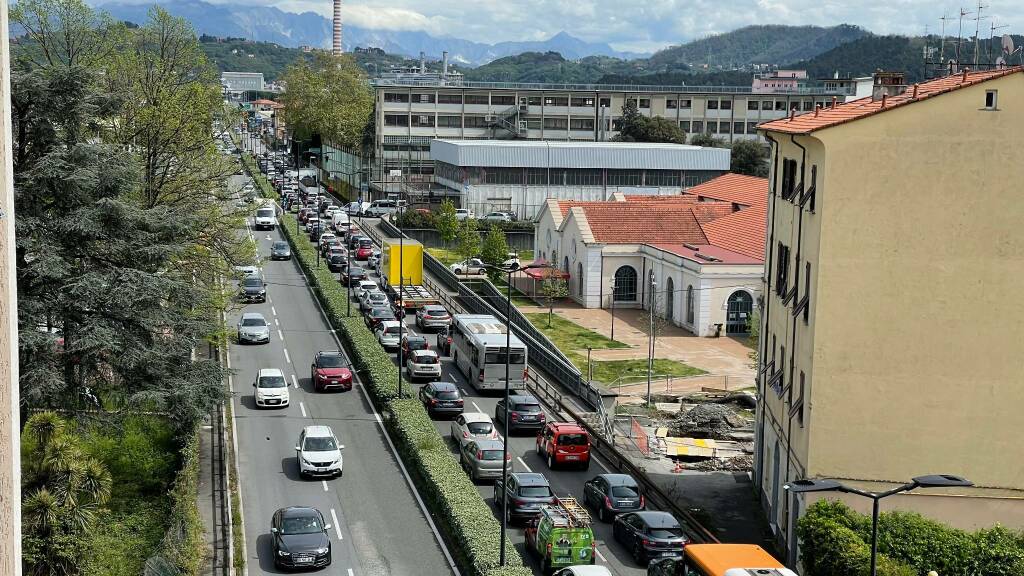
left=253, top=368, right=289, bottom=408
left=405, top=349, right=441, bottom=381
left=331, top=212, right=350, bottom=231
left=353, top=280, right=378, bottom=300
left=359, top=290, right=389, bottom=312
left=552, top=567, right=613, bottom=576
left=304, top=216, right=320, bottom=232
left=345, top=201, right=371, bottom=216
left=480, top=211, right=512, bottom=223
left=454, top=208, right=474, bottom=221
left=450, top=258, right=487, bottom=275
left=502, top=252, right=521, bottom=270
left=318, top=232, right=337, bottom=250
left=364, top=200, right=399, bottom=217
left=375, top=320, right=402, bottom=349
left=449, top=412, right=498, bottom=447
left=295, top=425, right=344, bottom=479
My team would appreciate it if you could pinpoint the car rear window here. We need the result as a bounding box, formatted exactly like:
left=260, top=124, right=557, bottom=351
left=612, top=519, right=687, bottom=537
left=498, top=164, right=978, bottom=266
left=358, top=239, right=372, bottom=247
left=480, top=450, right=503, bottom=461
left=557, top=433, right=588, bottom=446
left=384, top=326, right=401, bottom=335
left=407, top=338, right=428, bottom=350
left=467, top=422, right=493, bottom=435
left=513, top=402, right=541, bottom=413
left=240, top=318, right=265, bottom=327
left=648, top=527, right=684, bottom=539
left=611, top=485, right=639, bottom=498
left=423, top=307, right=448, bottom=316
left=414, top=353, right=438, bottom=364
left=519, top=485, right=552, bottom=498
left=436, top=390, right=460, bottom=400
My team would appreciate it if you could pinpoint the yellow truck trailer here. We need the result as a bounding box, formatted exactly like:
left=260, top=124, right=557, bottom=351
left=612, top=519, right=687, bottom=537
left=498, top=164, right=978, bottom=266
left=380, top=238, right=439, bottom=309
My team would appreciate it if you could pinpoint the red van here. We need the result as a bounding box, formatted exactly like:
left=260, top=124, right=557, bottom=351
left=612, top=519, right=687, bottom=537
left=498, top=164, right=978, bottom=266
left=536, top=422, right=591, bottom=470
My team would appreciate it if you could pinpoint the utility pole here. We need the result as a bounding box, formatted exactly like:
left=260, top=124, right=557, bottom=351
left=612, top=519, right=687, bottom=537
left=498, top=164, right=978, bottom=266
left=646, top=270, right=656, bottom=408
left=973, top=0, right=988, bottom=68
left=0, top=0, right=21, bottom=568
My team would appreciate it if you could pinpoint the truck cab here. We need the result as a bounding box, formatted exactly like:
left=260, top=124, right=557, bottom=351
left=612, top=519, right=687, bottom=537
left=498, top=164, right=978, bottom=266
left=525, top=498, right=596, bottom=574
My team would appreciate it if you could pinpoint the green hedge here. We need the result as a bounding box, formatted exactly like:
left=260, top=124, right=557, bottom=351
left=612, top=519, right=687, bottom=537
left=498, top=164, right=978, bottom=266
left=162, top=423, right=206, bottom=575
left=797, top=500, right=1024, bottom=576
left=242, top=155, right=529, bottom=576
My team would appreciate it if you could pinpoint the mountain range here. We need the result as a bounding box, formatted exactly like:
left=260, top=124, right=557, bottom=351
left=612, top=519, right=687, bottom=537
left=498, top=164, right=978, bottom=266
left=93, top=0, right=646, bottom=65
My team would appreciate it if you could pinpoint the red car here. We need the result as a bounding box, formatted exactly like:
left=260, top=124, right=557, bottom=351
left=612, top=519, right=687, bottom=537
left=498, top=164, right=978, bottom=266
left=310, top=351, right=353, bottom=392
left=355, top=239, right=373, bottom=260
left=536, top=422, right=591, bottom=470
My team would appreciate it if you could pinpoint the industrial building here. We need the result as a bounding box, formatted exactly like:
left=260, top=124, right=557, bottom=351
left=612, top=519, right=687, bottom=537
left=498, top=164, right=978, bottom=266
left=221, top=71, right=265, bottom=94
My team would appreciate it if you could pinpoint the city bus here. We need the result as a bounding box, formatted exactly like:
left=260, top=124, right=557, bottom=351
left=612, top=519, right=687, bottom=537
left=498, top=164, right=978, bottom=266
left=647, top=544, right=798, bottom=576
left=450, top=314, right=527, bottom=391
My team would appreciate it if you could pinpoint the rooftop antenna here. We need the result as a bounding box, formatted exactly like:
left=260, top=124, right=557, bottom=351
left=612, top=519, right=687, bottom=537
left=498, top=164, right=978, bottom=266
left=988, top=22, right=1008, bottom=65
left=972, top=0, right=989, bottom=67
left=955, top=6, right=972, bottom=65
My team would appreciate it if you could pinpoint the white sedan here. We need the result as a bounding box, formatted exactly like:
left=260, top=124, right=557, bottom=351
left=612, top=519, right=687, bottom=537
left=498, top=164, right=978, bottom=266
left=449, top=412, right=498, bottom=447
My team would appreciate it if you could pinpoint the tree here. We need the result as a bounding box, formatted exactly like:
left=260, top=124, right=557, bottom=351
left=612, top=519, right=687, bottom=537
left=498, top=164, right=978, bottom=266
left=689, top=133, right=727, bottom=148
left=539, top=272, right=569, bottom=327
left=730, top=139, right=770, bottom=177
left=435, top=199, right=459, bottom=250
left=746, top=308, right=761, bottom=370
left=480, top=225, right=510, bottom=282
left=281, top=52, right=374, bottom=149
left=613, top=100, right=687, bottom=144
left=455, top=218, right=480, bottom=268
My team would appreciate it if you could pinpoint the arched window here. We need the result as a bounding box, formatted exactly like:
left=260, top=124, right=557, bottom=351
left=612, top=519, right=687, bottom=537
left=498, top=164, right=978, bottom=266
left=563, top=256, right=569, bottom=273
left=613, top=266, right=637, bottom=302
left=727, top=291, right=754, bottom=334
left=665, top=277, right=674, bottom=321
left=686, top=285, right=694, bottom=324
left=577, top=263, right=583, bottom=297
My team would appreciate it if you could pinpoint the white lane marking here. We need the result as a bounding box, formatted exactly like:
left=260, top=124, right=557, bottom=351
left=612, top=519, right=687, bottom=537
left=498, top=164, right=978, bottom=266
left=299, top=402, right=307, bottom=418
left=271, top=306, right=277, bottom=316
left=277, top=329, right=284, bottom=341
left=471, top=402, right=483, bottom=413
left=275, top=318, right=279, bottom=327
left=516, top=457, right=532, bottom=473
left=283, top=348, right=290, bottom=363
left=347, top=570, right=354, bottom=576
left=291, top=374, right=299, bottom=389
left=322, top=480, right=329, bottom=492
left=461, top=387, right=469, bottom=395
left=595, top=547, right=607, bottom=563
left=330, top=509, right=343, bottom=540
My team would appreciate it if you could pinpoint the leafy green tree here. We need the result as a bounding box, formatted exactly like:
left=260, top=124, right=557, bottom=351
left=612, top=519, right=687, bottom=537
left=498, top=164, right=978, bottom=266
left=689, top=133, right=727, bottom=148
left=613, top=100, right=687, bottom=144
left=436, top=199, right=459, bottom=250
left=730, top=139, right=770, bottom=177
left=539, top=272, right=569, bottom=327
left=281, top=52, right=374, bottom=149
left=455, top=218, right=480, bottom=268
left=480, top=225, right=510, bottom=282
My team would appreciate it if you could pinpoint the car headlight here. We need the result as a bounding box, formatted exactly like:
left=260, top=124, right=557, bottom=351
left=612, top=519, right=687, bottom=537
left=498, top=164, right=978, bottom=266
left=302, top=457, right=313, bottom=465
left=315, top=547, right=329, bottom=555
left=277, top=549, right=291, bottom=557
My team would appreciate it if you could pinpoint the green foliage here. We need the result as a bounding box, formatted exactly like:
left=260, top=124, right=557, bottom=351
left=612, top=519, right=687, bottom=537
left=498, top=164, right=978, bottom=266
left=730, top=140, right=770, bottom=177
left=436, top=199, right=459, bottom=248
left=798, top=499, right=1024, bottom=576
left=538, top=273, right=569, bottom=327
left=480, top=225, right=510, bottom=282
left=394, top=209, right=437, bottom=229
left=456, top=218, right=481, bottom=267
left=281, top=52, right=374, bottom=149
left=613, top=100, right=687, bottom=144
left=689, top=133, right=727, bottom=148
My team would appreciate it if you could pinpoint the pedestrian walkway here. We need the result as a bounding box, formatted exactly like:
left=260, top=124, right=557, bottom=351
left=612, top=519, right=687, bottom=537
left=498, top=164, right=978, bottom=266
left=197, top=411, right=230, bottom=576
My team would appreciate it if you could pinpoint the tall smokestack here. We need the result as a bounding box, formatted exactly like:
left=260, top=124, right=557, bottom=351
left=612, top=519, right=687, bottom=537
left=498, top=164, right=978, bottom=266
left=332, top=0, right=342, bottom=55
left=419, top=51, right=426, bottom=73
left=442, top=51, right=449, bottom=76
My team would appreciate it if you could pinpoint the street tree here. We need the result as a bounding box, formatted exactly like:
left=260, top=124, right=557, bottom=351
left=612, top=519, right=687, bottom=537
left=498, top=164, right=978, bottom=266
left=613, top=100, right=686, bottom=144
left=455, top=218, right=480, bottom=268
left=539, top=272, right=569, bottom=327
left=435, top=199, right=459, bottom=250
left=730, top=139, right=770, bottom=177
left=480, top=225, right=510, bottom=282
left=281, top=52, right=374, bottom=149
left=689, top=133, right=727, bottom=148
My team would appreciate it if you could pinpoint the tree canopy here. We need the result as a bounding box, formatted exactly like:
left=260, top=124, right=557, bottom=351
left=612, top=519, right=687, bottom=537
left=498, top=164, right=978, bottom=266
left=613, top=100, right=687, bottom=144
left=280, top=52, right=374, bottom=150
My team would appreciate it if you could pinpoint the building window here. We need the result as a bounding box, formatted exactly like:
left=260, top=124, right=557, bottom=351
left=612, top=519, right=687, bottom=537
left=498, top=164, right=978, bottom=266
left=383, top=114, right=409, bottom=127
left=526, top=168, right=546, bottom=185
left=607, top=170, right=642, bottom=186
left=797, top=372, right=805, bottom=426
left=686, top=285, right=694, bottom=324
left=803, top=262, right=812, bottom=323
left=577, top=263, right=584, bottom=297
left=775, top=101, right=787, bottom=111
left=438, top=93, right=462, bottom=104
left=691, top=121, right=703, bottom=133
left=645, top=170, right=681, bottom=187
left=775, top=243, right=790, bottom=296
left=543, top=118, right=568, bottom=130
left=720, top=99, right=732, bottom=110
left=734, top=121, right=745, bottom=134
left=666, top=99, right=678, bottom=109
left=680, top=121, right=691, bottom=132
left=747, top=121, right=759, bottom=134
left=985, top=90, right=998, bottom=109
left=465, top=94, right=489, bottom=105
left=679, top=99, right=691, bottom=109
left=570, top=118, right=595, bottom=131
left=463, top=116, right=489, bottom=128
left=437, top=115, right=461, bottom=128
left=808, top=165, right=817, bottom=211
left=599, top=97, right=611, bottom=108
left=544, top=96, right=569, bottom=106
left=747, top=100, right=759, bottom=111
left=411, top=115, right=434, bottom=127
left=527, top=96, right=542, bottom=106
left=801, top=100, right=813, bottom=111
left=639, top=99, right=650, bottom=108
left=384, top=92, right=409, bottom=103
left=780, top=158, right=798, bottom=198
left=571, top=97, right=595, bottom=107
left=492, top=95, right=515, bottom=106
left=412, top=93, right=435, bottom=104
left=707, top=99, right=719, bottom=110
left=664, top=277, right=674, bottom=321
left=613, top=266, right=638, bottom=302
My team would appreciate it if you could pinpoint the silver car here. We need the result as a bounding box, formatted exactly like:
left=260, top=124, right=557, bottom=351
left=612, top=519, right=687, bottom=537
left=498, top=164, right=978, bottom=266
left=459, top=439, right=509, bottom=483
left=415, top=305, right=451, bottom=330
left=237, top=312, right=270, bottom=344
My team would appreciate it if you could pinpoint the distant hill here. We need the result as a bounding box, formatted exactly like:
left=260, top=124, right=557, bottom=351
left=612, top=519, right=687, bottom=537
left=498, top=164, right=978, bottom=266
left=463, top=52, right=637, bottom=83
left=648, top=24, right=870, bottom=70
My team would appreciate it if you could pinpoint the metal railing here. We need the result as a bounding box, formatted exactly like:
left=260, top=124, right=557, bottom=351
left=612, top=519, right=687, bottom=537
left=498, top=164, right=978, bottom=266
left=371, top=78, right=851, bottom=95
left=472, top=278, right=574, bottom=367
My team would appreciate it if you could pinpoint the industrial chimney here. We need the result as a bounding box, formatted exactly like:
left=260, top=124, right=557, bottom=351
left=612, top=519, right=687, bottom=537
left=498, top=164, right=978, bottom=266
left=442, top=51, right=449, bottom=76
left=332, top=0, right=342, bottom=55
left=419, top=51, right=426, bottom=73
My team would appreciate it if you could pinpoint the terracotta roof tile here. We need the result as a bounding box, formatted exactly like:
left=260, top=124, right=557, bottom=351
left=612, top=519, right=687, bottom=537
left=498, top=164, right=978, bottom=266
left=760, top=67, right=1023, bottom=135
left=683, top=173, right=768, bottom=207
left=577, top=205, right=712, bottom=244
left=701, top=205, right=767, bottom=261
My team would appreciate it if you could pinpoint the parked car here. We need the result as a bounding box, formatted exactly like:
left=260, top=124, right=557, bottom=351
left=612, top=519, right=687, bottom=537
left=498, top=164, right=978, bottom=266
left=238, top=274, right=267, bottom=303
left=270, top=507, right=332, bottom=569
left=454, top=208, right=475, bottom=220
left=459, top=439, right=507, bottom=483
left=236, top=312, right=270, bottom=344
left=502, top=252, right=521, bottom=270
left=352, top=279, right=377, bottom=300
left=270, top=241, right=291, bottom=260
left=359, top=290, right=390, bottom=313
left=495, top=394, right=546, bottom=434
left=480, top=211, right=513, bottom=224
left=374, top=320, right=402, bottom=349
left=583, top=474, right=645, bottom=521
left=493, top=472, right=556, bottom=525
left=310, top=351, right=353, bottom=392
left=253, top=368, right=289, bottom=408
left=355, top=238, right=374, bottom=260
left=348, top=234, right=367, bottom=250
left=340, top=266, right=368, bottom=286
left=364, top=199, right=399, bottom=217
left=612, top=511, right=688, bottom=565
left=415, top=305, right=451, bottom=330
left=295, top=425, right=344, bottom=479
left=536, top=422, right=591, bottom=470
left=419, top=381, right=464, bottom=418
left=364, top=306, right=396, bottom=331
left=405, top=349, right=441, bottom=381
left=326, top=252, right=348, bottom=272
left=400, top=335, right=429, bottom=356
left=450, top=258, right=487, bottom=275
left=449, top=412, right=498, bottom=447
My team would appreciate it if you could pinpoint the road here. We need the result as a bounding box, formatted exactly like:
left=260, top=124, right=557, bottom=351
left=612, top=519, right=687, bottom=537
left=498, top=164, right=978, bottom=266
left=225, top=170, right=455, bottom=576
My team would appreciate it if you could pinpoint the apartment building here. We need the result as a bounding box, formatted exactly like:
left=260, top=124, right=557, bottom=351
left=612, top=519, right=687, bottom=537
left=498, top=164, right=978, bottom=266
left=754, top=67, right=1024, bottom=564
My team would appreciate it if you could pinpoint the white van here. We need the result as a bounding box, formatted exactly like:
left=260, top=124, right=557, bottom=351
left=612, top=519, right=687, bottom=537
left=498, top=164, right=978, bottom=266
left=365, top=199, right=399, bottom=217
left=345, top=201, right=371, bottom=216
left=331, top=212, right=350, bottom=231
left=254, top=205, right=277, bottom=230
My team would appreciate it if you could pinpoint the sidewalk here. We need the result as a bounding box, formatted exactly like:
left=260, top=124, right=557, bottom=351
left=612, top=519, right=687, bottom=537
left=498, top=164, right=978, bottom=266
left=197, top=412, right=229, bottom=576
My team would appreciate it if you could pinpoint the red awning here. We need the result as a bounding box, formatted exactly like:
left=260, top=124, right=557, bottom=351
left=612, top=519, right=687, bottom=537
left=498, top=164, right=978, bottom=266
left=523, top=266, right=569, bottom=280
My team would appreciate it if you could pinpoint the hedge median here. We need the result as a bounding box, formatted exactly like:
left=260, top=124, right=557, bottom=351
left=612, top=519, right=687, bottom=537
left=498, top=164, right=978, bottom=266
left=242, top=155, right=532, bottom=576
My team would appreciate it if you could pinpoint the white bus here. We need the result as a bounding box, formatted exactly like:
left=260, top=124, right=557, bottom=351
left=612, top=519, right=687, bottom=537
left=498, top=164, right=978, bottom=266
left=450, top=314, right=527, bottom=391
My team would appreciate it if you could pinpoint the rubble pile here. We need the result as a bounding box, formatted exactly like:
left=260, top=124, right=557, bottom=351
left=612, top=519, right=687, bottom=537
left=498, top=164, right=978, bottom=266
left=689, top=454, right=754, bottom=472
left=669, top=404, right=748, bottom=440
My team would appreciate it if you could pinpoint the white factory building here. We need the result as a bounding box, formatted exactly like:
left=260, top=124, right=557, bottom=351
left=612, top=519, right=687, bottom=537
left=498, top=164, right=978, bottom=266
left=428, top=139, right=731, bottom=220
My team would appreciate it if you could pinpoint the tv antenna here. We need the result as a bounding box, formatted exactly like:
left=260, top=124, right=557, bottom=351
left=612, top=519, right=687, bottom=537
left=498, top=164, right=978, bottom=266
left=955, top=6, right=973, bottom=65
left=972, top=0, right=989, bottom=67
left=988, top=22, right=1008, bottom=64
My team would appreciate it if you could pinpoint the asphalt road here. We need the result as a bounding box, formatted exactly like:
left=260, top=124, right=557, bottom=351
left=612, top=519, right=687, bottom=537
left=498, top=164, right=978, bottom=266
left=225, top=170, right=455, bottom=576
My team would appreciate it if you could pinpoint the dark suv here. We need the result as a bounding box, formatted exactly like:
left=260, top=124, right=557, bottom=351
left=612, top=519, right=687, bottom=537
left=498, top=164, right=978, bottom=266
left=494, top=394, right=545, bottom=434
left=493, top=472, right=555, bottom=525
left=419, top=381, right=464, bottom=418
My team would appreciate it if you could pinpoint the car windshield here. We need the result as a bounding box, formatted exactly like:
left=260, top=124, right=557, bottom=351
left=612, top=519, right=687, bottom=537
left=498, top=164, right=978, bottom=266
left=348, top=268, right=365, bottom=276
left=369, top=294, right=387, bottom=302
left=240, top=318, right=266, bottom=327
left=303, top=437, right=337, bottom=451
left=467, top=422, right=493, bottom=435
left=557, top=433, right=587, bottom=446
left=519, top=485, right=552, bottom=498
left=436, top=390, right=460, bottom=400
left=611, top=485, right=639, bottom=498
left=372, top=309, right=393, bottom=318
left=480, top=450, right=503, bottom=461
left=243, top=277, right=262, bottom=288
left=280, top=514, right=322, bottom=535
left=273, top=242, right=288, bottom=250
left=513, top=402, right=541, bottom=413
left=648, top=527, right=684, bottom=539
left=257, top=208, right=274, bottom=217
left=317, top=355, right=346, bottom=368
left=259, top=376, right=286, bottom=388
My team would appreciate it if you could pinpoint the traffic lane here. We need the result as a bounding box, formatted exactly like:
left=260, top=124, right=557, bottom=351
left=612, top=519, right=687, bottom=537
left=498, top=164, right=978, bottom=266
left=264, top=225, right=455, bottom=576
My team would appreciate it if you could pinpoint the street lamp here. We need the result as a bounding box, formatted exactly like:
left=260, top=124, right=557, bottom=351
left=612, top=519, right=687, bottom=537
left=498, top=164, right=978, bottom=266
left=647, top=270, right=656, bottom=408
left=397, top=203, right=405, bottom=399
left=483, top=261, right=552, bottom=566
left=609, top=277, right=617, bottom=342
left=785, top=474, right=973, bottom=576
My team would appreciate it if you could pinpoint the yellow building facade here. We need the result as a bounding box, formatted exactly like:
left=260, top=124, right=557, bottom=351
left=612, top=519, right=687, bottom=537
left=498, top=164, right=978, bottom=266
left=754, top=68, right=1024, bottom=563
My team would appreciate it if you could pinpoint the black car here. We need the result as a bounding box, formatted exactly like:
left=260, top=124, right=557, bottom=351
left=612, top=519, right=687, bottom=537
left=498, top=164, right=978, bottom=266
left=348, top=235, right=367, bottom=250
left=495, top=394, right=545, bottom=434
left=270, top=241, right=292, bottom=260
left=271, top=507, right=332, bottom=569
left=612, top=511, right=689, bottom=565
left=493, top=472, right=555, bottom=525
left=419, top=381, right=464, bottom=418
left=363, top=306, right=396, bottom=331
left=583, top=473, right=645, bottom=521
left=326, top=253, right=348, bottom=272
left=340, top=266, right=367, bottom=286
left=239, top=275, right=267, bottom=303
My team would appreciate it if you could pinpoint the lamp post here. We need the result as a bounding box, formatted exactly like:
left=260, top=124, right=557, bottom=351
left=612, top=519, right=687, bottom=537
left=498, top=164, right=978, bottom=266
left=646, top=270, right=656, bottom=408
left=785, top=475, right=973, bottom=576
left=483, top=261, right=550, bottom=566
left=610, top=277, right=617, bottom=342
left=397, top=203, right=405, bottom=399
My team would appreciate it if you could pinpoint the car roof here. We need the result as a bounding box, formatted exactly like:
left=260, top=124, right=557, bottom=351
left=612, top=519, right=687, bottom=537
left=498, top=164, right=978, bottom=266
left=241, top=312, right=266, bottom=321
left=461, top=412, right=492, bottom=423
left=430, top=381, right=459, bottom=392
left=302, top=425, right=335, bottom=438
left=550, top=422, right=586, bottom=433
left=598, top=474, right=638, bottom=487
left=280, top=506, right=320, bottom=518
left=473, top=439, right=504, bottom=449
left=512, top=472, right=549, bottom=486
left=405, top=334, right=427, bottom=341
left=379, top=320, right=401, bottom=328
left=316, top=351, right=344, bottom=359
left=259, top=368, right=284, bottom=377
left=563, top=567, right=613, bottom=576
left=507, top=394, right=538, bottom=403
left=633, top=511, right=680, bottom=527
left=412, top=349, right=437, bottom=357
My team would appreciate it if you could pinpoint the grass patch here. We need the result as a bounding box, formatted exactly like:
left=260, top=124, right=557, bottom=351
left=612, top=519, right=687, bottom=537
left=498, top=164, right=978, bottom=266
left=525, top=312, right=629, bottom=352
left=575, top=356, right=707, bottom=386
left=426, top=247, right=460, bottom=265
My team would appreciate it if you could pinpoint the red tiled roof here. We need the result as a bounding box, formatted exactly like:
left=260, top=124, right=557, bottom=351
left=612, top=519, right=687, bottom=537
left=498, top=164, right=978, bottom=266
left=577, top=205, right=713, bottom=244
left=683, top=173, right=768, bottom=208
left=760, top=67, right=1023, bottom=134
left=701, top=205, right=767, bottom=261
left=647, top=243, right=762, bottom=265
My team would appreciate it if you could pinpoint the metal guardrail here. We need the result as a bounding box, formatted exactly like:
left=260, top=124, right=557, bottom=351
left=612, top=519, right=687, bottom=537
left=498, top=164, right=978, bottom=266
left=473, top=279, right=574, bottom=366
left=370, top=77, right=850, bottom=96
